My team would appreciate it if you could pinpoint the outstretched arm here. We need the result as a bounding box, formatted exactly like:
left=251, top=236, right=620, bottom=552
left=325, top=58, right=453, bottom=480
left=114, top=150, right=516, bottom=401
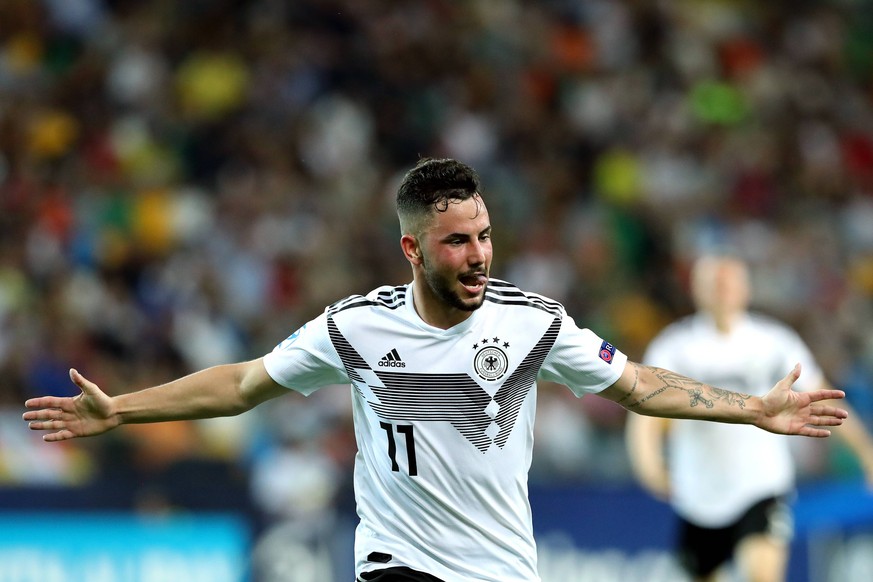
left=600, top=362, right=847, bottom=437
left=23, top=358, right=287, bottom=442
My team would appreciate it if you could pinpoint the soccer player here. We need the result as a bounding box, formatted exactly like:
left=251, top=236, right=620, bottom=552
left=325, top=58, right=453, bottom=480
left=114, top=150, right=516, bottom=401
left=24, top=159, right=850, bottom=582
left=626, top=255, right=873, bottom=582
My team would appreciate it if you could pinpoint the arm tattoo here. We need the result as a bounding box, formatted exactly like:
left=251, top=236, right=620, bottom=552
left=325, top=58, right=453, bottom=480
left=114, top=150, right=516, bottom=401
left=614, top=365, right=640, bottom=406
left=623, top=365, right=751, bottom=412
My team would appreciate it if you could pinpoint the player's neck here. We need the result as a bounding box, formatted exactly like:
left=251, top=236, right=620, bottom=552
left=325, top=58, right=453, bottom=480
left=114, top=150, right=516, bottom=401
left=411, top=279, right=474, bottom=330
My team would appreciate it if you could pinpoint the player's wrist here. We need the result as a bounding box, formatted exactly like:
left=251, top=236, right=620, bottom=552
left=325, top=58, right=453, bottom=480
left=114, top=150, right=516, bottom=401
left=108, top=393, right=134, bottom=427
left=747, top=396, right=768, bottom=430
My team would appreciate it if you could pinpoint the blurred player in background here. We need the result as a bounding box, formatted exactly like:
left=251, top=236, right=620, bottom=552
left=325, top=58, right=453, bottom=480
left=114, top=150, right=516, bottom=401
left=626, top=254, right=873, bottom=582
left=24, top=160, right=850, bottom=582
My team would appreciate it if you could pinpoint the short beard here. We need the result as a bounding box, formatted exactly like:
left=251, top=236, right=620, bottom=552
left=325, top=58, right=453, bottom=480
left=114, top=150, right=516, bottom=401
left=422, top=256, right=487, bottom=312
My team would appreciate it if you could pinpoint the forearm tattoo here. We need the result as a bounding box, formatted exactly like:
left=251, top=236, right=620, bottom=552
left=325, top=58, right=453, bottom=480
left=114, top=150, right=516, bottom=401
left=622, top=364, right=751, bottom=412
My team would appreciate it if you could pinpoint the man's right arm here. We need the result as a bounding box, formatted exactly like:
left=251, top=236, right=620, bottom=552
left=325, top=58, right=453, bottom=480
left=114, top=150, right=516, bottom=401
left=23, top=358, right=287, bottom=442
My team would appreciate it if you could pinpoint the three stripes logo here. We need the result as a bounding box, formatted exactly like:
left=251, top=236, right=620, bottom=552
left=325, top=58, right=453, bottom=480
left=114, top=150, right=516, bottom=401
left=378, top=348, right=406, bottom=368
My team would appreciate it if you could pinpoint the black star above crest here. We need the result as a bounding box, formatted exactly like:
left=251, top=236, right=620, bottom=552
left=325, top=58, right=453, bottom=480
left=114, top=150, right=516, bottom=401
left=473, top=336, right=509, bottom=350
left=472, top=337, right=510, bottom=350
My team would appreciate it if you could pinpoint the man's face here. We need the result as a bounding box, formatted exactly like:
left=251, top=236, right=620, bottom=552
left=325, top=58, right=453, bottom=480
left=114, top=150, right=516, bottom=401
left=418, top=195, right=492, bottom=313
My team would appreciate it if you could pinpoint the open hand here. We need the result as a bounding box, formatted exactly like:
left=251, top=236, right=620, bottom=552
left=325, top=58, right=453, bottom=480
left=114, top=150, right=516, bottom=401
left=758, top=364, right=847, bottom=437
left=23, top=369, right=118, bottom=441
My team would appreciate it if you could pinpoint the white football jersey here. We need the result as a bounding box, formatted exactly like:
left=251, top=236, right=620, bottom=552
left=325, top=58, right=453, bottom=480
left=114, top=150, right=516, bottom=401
left=263, top=279, right=627, bottom=581
left=643, top=312, right=824, bottom=527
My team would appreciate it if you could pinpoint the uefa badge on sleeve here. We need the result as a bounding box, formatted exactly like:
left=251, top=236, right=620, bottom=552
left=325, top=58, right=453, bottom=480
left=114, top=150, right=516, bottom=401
left=599, top=340, right=615, bottom=364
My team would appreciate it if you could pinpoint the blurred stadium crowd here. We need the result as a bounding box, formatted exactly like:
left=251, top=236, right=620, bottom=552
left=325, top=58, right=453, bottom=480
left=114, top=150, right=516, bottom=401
left=2, top=0, right=873, bottom=536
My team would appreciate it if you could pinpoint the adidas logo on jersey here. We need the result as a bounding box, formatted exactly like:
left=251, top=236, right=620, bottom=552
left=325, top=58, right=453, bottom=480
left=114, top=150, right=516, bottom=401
left=378, top=348, right=406, bottom=368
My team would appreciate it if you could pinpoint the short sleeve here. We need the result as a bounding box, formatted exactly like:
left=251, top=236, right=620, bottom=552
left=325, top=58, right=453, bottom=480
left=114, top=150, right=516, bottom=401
left=263, top=311, right=349, bottom=395
left=539, top=314, right=627, bottom=396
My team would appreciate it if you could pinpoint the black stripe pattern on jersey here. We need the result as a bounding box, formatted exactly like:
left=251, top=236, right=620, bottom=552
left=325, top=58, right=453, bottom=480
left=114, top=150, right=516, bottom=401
left=484, top=279, right=564, bottom=316
left=491, top=315, right=561, bottom=448
left=326, top=309, right=563, bottom=453
left=327, top=286, right=407, bottom=316
left=371, top=371, right=495, bottom=452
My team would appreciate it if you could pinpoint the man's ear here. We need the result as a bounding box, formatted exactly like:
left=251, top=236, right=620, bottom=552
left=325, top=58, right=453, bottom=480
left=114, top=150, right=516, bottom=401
left=401, top=234, right=422, bottom=264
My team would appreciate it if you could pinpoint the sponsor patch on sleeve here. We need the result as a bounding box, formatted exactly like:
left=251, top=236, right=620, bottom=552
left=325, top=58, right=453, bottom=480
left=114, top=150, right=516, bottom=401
left=599, top=340, right=616, bottom=364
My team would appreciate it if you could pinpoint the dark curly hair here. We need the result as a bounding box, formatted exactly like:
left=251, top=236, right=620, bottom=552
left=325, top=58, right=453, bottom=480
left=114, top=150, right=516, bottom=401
left=396, top=158, right=482, bottom=236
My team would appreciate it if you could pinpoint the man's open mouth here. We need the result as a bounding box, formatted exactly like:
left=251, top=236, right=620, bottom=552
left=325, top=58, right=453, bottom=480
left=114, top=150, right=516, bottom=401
left=459, top=273, right=488, bottom=293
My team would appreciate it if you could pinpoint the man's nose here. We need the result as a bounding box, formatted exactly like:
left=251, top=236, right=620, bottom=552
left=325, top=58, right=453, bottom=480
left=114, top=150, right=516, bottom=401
left=468, top=240, right=486, bottom=264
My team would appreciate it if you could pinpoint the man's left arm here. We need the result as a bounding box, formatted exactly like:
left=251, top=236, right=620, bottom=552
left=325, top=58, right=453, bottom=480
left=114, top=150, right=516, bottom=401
left=600, top=361, right=847, bottom=438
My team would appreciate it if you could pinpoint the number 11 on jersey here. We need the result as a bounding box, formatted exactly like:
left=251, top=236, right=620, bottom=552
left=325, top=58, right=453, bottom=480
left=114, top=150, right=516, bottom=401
left=380, top=422, right=418, bottom=476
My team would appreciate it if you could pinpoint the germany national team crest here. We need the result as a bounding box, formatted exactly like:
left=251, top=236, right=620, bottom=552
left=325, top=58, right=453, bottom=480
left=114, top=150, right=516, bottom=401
left=473, top=338, right=509, bottom=381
